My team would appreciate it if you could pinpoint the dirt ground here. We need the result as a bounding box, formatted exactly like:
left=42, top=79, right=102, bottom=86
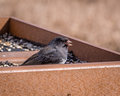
left=0, top=0, right=120, bottom=52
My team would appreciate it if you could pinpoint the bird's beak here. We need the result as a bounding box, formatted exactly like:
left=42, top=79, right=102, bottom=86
left=67, top=40, right=72, bottom=46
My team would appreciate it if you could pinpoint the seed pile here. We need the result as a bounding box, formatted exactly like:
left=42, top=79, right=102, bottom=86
left=66, top=51, right=87, bottom=64
left=0, top=61, right=17, bottom=67
left=0, top=33, right=87, bottom=67
left=0, top=33, right=44, bottom=52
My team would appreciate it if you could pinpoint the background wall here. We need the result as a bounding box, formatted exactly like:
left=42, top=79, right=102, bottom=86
left=0, top=0, right=120, bottom=52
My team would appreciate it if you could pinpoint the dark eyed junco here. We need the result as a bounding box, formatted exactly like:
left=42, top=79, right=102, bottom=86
left=22, top=37, right=72, bottom=65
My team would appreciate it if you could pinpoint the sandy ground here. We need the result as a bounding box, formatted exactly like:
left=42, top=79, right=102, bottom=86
left=0, top=0, right=120, bottom=52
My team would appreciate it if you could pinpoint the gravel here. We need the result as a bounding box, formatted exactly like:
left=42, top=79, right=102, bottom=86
left=0, top=33, right=87, bottom=67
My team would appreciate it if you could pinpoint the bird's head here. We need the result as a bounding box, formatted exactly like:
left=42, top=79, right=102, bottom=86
left=48, top=37, right=72, bottom=48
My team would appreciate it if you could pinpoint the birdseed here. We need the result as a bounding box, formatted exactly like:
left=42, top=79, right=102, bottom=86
left=0, top=61, right=17, bottom=67
left=0, top=33, right=45, bottom=52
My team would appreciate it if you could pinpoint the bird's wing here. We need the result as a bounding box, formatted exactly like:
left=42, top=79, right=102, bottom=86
left=22, top=46, right=62, bottom=65
left=22, top=52, right=40, bottom=65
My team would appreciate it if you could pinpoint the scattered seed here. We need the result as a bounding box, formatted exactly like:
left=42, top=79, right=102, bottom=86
left=8, top=49, right=12, bottom=52
left=0, top=61, right=17, bottom=67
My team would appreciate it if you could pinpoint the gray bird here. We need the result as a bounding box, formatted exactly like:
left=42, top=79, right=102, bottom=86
left=22, top=37, right=72, bottom=65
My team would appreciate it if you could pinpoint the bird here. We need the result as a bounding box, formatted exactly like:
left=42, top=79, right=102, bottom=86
left=21, top=36, right=72, bottom=65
